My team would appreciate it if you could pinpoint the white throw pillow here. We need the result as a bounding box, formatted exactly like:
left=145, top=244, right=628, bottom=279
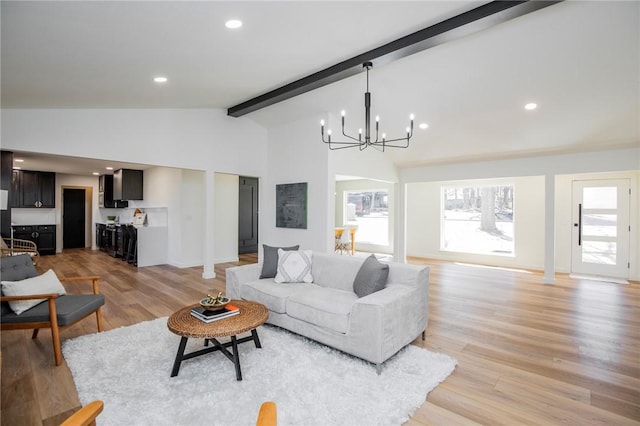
left=274, top=249, right=313, bottom=283
left=1, top=269, right=66, bottom=315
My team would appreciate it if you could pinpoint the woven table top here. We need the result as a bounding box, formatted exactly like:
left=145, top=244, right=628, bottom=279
left=167, top=300, right=268, bottom=339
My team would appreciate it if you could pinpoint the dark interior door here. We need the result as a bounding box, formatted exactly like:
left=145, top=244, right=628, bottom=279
left=238, top=176, right=259, bottom=254
left=63, top=188, right=85, bottom=248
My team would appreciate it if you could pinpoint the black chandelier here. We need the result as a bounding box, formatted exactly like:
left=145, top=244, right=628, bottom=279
left=320, top=62, right=414, bottom=151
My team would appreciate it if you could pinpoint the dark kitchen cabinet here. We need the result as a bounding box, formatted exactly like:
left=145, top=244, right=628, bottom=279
left=12, top=225, right=56, bottom=255
left=113, top=169, right=143, bottom=201
left=99, top=175, right=128, bottom=208
left=12, top=170, right=55, bottom=208
left=10, top=170, right=20, bottom=208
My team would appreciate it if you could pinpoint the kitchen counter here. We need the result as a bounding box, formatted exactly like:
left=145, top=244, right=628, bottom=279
left=136, top=226, right=168, bottom=267
left=96, top=223, right=167, bottom=267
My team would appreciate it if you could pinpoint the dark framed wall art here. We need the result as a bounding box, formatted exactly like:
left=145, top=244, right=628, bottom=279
left=276, top=182, right=307, bottom=229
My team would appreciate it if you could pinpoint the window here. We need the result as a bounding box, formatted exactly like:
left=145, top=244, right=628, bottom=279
left=344, top=190, right=389, bottom=245
left=441, top=185, right=514, bottom=256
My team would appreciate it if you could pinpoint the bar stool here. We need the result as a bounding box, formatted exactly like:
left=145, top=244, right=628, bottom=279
left=124, top=225, right=137, bottom=266
left=121, top=226, right=130, bottom=261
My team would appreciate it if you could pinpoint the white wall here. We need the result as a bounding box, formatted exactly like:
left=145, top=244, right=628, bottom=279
left=176, top=169, right=205, bottom=268
left=407, top=176, right=546, bottom=270
left=1, top=109, right=267, bottom=176
left=2, top=108, right=268, bottom=274
left=402, top=148, right=640, bottom=279
left=261, top=116, right=331, bottom=257
left=214, top=173, right=239, bottom=264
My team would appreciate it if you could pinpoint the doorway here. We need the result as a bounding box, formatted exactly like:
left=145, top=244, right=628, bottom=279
left=238, top=176, right=259, bottom=254
left=571, top=179, right=630, bottom=279
left=63, top=188, right=86, bottom=249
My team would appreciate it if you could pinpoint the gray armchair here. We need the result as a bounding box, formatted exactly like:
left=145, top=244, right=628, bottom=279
left=0, top=254, right=105, bottom=366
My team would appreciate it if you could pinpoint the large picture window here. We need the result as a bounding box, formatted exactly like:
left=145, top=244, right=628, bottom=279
left=441, top=185, right=514, bottom=256
left=344, top=190, right=389, bottom=245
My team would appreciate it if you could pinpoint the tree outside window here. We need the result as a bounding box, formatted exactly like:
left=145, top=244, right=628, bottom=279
left=441, top=185, right=514, bottom=256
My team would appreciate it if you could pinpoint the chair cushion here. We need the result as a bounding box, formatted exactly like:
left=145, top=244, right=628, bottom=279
left=260, top=244, right=299, bottom=279
left=0, top=294, right=105, bottom=326
left=353, top=254, right=389, bottom=298
left=0, top=253, right=38, bottom=281
left=0, top=253, right=39, bottom=315
left=2, top=269, right=67, bottom=315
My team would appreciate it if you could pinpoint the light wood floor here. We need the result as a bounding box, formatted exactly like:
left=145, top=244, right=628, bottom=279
left=1, top=249, right=638, bottom=425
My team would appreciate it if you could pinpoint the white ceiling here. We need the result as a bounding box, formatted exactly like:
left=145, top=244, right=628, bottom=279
left=2, top=1, right=639, bottom=173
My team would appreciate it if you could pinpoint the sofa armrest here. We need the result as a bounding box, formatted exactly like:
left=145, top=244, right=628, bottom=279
left=350, top=283, right=428, bottom=362
left=226, top=263, right=262, bottom=299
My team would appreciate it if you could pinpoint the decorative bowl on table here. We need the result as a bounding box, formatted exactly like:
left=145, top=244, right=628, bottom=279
left=200, top=296, right=230, bottom=310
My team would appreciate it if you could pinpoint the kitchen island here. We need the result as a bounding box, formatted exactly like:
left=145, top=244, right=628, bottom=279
left=96, top=223, right=167, bottom=267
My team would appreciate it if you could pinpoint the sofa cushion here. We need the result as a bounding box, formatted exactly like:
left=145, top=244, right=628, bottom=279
left=286, top=287, right=358, bottom=334
left=260, top=244, right=299, bottom=279
left=275, top=249, right=313, bottom=283
left=353, top=254, right=389, bottom=298
left=2, top=269, right=67, bottom=315
left=241, top=280, right=316, bottom=314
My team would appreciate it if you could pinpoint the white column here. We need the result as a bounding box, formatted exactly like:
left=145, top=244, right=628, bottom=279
left=394, top=182, right=407, bottom=263
left=544, top=174, right=555, bottom=284
left=202, top=169, right=216, bottom=279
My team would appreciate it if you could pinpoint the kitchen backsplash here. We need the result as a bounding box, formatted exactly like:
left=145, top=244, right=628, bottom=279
left=10, top=208, right=56, bottom=225
left=99, top=206, right=168, bottom=227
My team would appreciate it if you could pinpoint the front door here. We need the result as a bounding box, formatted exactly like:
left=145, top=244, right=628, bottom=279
left=63, top=188, right=86, bottom=249
left=571, top=179, right=630, bottom=279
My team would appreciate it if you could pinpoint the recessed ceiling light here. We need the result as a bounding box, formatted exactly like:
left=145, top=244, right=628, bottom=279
left=225, top=19, right=242, bottom=29
left=419, top=123, right=429, bottom=130
left=153, top=76, right=168, bottom=83
left=13, top=166, right=21, bottom=170
left=92, top=172, right=100, bottom=176
left=14, top=158, right=24, bottom=163
left=106, top=166, right=113, bottom=171
left=524, top=102, right=538, bottom=110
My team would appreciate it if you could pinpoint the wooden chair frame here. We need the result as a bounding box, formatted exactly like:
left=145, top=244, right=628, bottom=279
left=61, top=400, right=104, bottom=426
left=0, top=276, right=104, bottom=366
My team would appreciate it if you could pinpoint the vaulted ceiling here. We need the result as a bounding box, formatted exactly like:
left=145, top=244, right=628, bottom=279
left=2, top=1, right=638, bottom=171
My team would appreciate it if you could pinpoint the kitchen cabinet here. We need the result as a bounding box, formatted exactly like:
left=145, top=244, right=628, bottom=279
left=12, top=225, right=56, bottom=255
left=10, top=170, right=20, bottom=208
left=12, top=170, right=55, bottom=208
left=113, top=169, right=143, bottom=201
left=99, top=175, right=128, bottom=208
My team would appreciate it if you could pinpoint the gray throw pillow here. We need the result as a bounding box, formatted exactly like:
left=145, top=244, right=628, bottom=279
left=353, top=254, right=389, bottom=298
left=260, top=244, right=300, bottom=279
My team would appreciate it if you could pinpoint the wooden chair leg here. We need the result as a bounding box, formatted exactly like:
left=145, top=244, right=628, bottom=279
left=47, top=298, right=63, bottom=366
left=32, top=328, right=39, bottom=339
left=95, top=308, right=104, bottom=332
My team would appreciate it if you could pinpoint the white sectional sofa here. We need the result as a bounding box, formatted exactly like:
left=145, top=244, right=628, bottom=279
left=226, top=251, right=429, bottom=372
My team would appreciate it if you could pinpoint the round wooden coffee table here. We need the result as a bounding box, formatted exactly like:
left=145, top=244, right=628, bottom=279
left=167, top=299, right=268, bottom=380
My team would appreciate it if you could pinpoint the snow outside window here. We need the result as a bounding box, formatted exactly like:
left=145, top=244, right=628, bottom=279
left=441, top=185, right=514, bottom=256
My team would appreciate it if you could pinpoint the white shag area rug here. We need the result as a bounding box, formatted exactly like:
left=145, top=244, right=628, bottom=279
left=63, top=317, right=456, bottom=426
